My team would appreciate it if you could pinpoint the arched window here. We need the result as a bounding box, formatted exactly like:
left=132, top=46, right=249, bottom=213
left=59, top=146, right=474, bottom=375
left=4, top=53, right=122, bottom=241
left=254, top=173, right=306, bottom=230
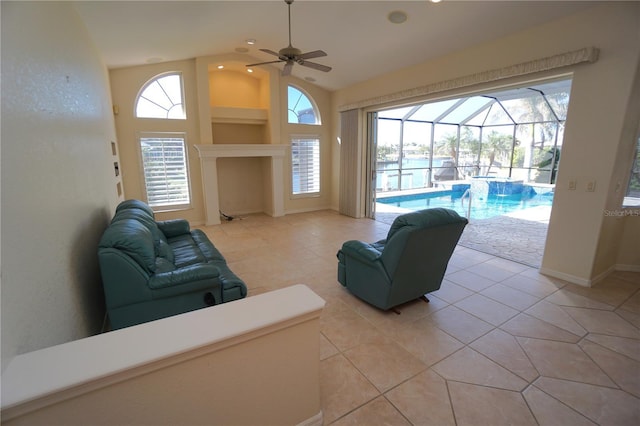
left=136, top=73, right=186, bottom=119
left=288, top=85, right=320, bottom=124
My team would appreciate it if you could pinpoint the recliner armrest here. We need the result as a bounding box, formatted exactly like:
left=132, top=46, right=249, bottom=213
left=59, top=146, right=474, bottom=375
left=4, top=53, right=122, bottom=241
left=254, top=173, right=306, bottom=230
left=149, top=264, right=220, bottom=290
left=156, top=219, right=190, bottom=238
left=339, top=240, right=383, bottom=264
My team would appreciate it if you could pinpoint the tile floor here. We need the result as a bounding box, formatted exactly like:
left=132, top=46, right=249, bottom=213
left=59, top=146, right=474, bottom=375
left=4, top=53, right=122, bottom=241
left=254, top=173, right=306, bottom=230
left=199, top=210, right=640, bottom=426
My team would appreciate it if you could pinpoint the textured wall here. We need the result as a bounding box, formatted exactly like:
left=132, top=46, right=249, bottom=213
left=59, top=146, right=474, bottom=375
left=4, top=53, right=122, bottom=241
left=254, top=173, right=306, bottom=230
left=1, top=2, right=120, bottom=370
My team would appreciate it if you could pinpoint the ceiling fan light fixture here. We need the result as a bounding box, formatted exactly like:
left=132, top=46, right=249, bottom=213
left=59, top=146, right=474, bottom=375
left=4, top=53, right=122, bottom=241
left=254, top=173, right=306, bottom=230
left=388, top=10, right=408, bottom=24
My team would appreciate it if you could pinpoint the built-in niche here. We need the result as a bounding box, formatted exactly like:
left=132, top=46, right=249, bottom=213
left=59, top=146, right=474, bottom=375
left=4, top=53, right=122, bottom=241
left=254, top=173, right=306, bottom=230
left=111, top=140, right=124, bottom=200
left=201, top=62, right=281, bottom=219
left=208, top=66, right=271, bottom=144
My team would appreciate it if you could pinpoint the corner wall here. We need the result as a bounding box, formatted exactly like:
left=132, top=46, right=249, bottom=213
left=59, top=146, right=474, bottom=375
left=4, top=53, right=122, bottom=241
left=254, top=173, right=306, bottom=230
left=1, top=2, right=121, bottom=370
left=591, top=55, right=640, bottom=277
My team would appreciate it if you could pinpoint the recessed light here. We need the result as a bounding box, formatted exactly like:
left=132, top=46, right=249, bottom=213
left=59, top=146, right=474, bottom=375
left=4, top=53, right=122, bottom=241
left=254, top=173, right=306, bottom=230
left=246, top=38, right=256, bottom=45
left=431, top=0, right=442, bottom=3
left=247, top=68, right=254, bottom=73
left=217, top=65, right=224, bottom=69
left=388, top=10, right=407, bottom=24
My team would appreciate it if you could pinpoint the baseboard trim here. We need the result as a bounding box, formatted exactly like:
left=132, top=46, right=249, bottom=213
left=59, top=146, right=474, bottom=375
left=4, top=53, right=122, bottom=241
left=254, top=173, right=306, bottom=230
left=589, top=265, right=617, bottom=286
left=285, top=205, right=334, bottom=215
left=615, top=264, right=640, bottom=272
left=297, top=410, right=323, bottom=426
left=540, top=263, right=640, bottom=287
left=539, top=267, right=592, bottom=287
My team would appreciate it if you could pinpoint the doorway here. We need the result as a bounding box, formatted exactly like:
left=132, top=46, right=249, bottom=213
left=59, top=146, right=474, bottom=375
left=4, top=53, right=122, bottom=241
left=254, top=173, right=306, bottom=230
left=367, top=78, right=572, bottom=267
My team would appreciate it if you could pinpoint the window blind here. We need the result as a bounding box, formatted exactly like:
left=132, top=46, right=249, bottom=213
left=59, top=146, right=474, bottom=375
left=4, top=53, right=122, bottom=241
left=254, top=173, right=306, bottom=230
left=139, top=135, right=190, bottom=208
left=339, top=109, right=360, bottom=217
left=291, top=136, right=320, bottom=195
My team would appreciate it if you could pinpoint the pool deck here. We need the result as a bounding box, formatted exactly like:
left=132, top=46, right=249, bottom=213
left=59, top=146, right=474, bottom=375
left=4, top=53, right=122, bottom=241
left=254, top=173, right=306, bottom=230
left=375, top=203, right=550, bottom=268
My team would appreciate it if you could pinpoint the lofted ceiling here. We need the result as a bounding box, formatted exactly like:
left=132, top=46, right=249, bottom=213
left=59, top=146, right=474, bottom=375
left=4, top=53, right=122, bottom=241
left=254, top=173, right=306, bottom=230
left=73, top=0, right=601, bottom=91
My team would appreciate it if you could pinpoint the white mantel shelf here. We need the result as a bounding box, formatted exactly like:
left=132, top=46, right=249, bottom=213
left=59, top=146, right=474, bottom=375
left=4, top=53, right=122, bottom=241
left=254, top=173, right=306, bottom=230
left=194, top=144, right=288, bottom=225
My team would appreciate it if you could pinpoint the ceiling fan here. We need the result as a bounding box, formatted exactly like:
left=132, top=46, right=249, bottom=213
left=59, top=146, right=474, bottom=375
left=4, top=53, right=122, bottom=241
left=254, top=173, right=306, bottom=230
left=246, top=0, right=331, bottom=76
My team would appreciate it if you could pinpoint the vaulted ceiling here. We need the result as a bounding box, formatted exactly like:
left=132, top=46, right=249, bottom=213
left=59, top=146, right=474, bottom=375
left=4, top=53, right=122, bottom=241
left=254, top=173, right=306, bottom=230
left=74, top=1, right=601, bottom=91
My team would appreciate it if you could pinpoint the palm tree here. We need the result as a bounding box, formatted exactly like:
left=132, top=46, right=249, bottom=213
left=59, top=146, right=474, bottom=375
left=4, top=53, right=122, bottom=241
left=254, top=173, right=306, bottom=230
left=434, top=128, right=480, bottom=180
left=482, top=130, right=516, bottom=175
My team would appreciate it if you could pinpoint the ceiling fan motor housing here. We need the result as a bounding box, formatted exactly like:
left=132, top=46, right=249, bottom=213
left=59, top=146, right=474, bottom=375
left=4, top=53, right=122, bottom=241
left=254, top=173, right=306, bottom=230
left=279, top=45, right=302, bottom=60
left=245, top=0, right=331, bottom=74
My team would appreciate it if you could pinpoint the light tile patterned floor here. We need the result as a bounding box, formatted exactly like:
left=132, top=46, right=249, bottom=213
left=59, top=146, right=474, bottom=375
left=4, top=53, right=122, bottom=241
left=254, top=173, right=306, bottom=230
left=199, top=210, right=640, bottom=426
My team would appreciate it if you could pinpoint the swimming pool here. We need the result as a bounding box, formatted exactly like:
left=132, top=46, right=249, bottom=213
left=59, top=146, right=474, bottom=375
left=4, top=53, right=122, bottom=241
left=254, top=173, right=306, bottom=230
left=377, top=189, right=554, bottom=220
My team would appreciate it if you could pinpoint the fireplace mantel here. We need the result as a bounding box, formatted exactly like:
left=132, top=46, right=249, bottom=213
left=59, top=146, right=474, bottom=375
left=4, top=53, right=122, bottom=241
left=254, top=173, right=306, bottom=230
left=194, top=144, right=288, bottom=225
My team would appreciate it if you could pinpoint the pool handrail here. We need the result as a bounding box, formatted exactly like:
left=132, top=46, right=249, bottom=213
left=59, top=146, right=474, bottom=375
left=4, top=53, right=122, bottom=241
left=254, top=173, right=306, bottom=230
left=461, top=188, right=472, bottom=220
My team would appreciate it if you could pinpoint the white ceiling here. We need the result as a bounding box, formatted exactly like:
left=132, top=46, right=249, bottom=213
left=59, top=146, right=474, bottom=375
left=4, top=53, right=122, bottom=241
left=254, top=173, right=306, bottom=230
left=73, top=0, right=600, bottom=91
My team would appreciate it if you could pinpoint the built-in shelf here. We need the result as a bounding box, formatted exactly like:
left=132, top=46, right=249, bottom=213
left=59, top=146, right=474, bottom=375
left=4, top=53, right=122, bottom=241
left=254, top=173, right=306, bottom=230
left=194, top=144, right=288, bottom=225
left=211, top=106, right=268, bottom=125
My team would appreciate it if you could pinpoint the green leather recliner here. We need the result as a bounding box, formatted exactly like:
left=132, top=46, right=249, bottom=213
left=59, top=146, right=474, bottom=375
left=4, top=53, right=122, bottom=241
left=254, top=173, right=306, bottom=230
left=337, top=208, right=468, bottom=311
left=98, top=199, right=247, bottom=329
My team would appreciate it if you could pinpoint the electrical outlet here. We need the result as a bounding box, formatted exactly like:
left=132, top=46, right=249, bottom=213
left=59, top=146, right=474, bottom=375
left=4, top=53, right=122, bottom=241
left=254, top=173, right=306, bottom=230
left=586, top=180, right=596, bottom=192
left=568, top=179, right=577, bottom=190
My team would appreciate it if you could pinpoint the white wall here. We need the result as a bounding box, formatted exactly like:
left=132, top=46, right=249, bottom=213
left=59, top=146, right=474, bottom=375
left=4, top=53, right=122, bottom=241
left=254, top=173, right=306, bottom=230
left=109, top=59, right=205, bottom=224
left=1, top=285, right=324, bottom=426
left=1, top=2, right=121, bottom=371
left=330, top=2, right=640, bottom=283
left=282, top=75, right=334, bottom=214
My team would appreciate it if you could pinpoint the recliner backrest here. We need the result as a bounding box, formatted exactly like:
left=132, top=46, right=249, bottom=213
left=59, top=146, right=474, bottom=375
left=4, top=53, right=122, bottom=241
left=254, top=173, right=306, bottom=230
left=112, top=208, right=166, bottom=245
left=99, top=218, right=157, bottom=274
left=381, top=208, right=467, bottom=278
left=115, top=199, right=156, bottom=217
left=386, top=221, right=466, bottom=307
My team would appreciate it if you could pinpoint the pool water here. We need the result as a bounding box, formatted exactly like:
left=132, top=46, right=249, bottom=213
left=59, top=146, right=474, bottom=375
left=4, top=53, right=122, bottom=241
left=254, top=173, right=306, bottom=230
left=377, top=190, right=554, bottom=220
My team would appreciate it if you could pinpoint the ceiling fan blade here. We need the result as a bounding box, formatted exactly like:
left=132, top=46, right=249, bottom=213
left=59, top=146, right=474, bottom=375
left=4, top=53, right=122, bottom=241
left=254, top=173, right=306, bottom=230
left=282, top=61, right=293, bottom=76
left=246, top=60, right=285, bottom=67
left=299, top=50, right=327, bottom=60
left=259, top=48, right=280, bottom=57
left=299, top=61, right=332, bottom=72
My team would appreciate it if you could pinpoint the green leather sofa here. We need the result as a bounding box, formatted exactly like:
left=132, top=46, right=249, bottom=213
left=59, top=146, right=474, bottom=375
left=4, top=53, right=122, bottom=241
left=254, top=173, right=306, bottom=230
left=98, top=199, right=247, bottom=329
left=337, top=208, right=467, bottom=311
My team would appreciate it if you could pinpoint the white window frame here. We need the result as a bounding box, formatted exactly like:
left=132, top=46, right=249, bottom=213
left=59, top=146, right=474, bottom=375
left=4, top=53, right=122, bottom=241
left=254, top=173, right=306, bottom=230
left=135, top=72, right=186, bottom=120
left=138, top=132, right=191, bottom=211
left=291, top=135, right=321, bottom=198
left=288, top=85, right=321, bottom=125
